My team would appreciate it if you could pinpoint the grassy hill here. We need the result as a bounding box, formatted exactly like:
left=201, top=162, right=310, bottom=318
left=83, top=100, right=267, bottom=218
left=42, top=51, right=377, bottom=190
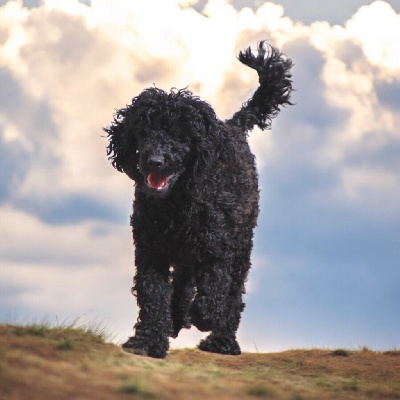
left=1, top=323, right=400, bottom=399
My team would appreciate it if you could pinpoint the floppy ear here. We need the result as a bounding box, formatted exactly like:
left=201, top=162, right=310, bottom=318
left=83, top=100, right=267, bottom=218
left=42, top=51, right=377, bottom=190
left=104, top=108, right=141, bottom=182
left=188, top=101, right=223, bottom=186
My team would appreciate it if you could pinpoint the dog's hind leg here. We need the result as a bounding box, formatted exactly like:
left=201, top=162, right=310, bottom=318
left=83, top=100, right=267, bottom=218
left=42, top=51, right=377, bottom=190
left=193, top=229, right=255, bottom=356
left=122, top=245, right=172, bottom=359
left=170, top=265, right=195, bottom=338
left=191, top=259, right=242, bottom=355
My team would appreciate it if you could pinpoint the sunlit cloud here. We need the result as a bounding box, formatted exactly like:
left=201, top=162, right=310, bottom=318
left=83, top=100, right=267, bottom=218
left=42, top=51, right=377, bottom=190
left=346, top=0, right=400, bottom=71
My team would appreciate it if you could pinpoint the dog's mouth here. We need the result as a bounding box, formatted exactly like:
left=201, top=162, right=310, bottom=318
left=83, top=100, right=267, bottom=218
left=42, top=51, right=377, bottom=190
left=147, top=172, right=173, bottom=191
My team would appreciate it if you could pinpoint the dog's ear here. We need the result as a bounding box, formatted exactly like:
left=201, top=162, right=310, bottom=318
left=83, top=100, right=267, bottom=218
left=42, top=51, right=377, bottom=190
left=104, top=108, right=140, bottom=182
left=189, top=101, right=223, bottom=183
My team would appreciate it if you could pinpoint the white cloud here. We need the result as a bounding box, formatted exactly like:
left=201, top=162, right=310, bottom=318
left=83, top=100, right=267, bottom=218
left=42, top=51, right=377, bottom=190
left=346, top=1, right=400, bottom=71
left=0, top=0, right=29, bottom=75
left=1, top=0, right=399, bottom=187
left=0, top=205, right=132, bottom=266
left=255, top=2, right=293, bottom=32
left=0, top=259, right=135, bottom=341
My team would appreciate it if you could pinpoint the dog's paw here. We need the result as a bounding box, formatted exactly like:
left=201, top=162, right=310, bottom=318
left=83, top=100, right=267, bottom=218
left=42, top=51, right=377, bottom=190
left=122, top=335, right=168, bottom=359
left=198, top=333, right=241, bottom=355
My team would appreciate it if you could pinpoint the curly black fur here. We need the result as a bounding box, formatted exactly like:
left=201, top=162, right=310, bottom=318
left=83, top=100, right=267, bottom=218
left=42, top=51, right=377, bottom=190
left=104, top=41, right=293, bottom=358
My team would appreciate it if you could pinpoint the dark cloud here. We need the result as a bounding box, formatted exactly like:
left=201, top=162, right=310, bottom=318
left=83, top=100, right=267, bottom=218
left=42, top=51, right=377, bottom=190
left=251, top=35, right=400, bottom=273
left=255, top=187, right=400, bottom=266
left=283, top=38, right=351, bottom=130
left=0, top=67, right=56, bottom=142
left=243, top=259, right=400, bottom=349
left=0, top=65, right=124, bottom=225
left=0, top=66, right=57, bottom=203
left=375, top=78, right=400, bottom=111
left=0, top=133, right=30, bottom=202
left=333, top=39, right=369, bottom=69
left=223, top=35, right=400, bottom=349
left=13, top=193, right=127, bottom=225
left=0, top=0, right=39, bottom=8
left=241, top=34, right=400, bottom=350
left=192, top=0, right=207, bottom=12
left=248, top=164, right=400, bottom=348
left=0, top=0, right=89, bottom=8
left=342, top=129, right=400, bottom=171
left=35, top=194, right=125, bottom=224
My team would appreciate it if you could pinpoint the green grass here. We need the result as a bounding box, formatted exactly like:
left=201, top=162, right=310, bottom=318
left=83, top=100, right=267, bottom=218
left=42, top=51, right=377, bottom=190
left=13, top=323, right=49, bottom=337
left=246, top=385, right=276, bottom=398
left=331, top=348, right=351, bottom=357
left=9, top=316, right=115, bottom=355
left=55, top=338, right=74, bottom=350
left=10, top=317, right=114, bottom=343
left=383, top=350, right=400, bottom=356
left=118, top=381, right=155, bottom=397
left=342, top=379, right=359, bottom=392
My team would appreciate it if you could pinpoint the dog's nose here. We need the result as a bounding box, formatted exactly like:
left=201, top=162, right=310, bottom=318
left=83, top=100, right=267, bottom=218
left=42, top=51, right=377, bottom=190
left=147, top=155, right=165, bottom=168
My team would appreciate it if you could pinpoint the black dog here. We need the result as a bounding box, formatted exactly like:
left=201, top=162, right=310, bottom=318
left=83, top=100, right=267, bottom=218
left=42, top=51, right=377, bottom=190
left=105, top=41, right=293, bottom=358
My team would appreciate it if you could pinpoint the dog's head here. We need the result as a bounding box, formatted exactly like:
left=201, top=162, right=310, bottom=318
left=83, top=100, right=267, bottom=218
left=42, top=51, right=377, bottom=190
left=105, top=87, right=221, bottom=198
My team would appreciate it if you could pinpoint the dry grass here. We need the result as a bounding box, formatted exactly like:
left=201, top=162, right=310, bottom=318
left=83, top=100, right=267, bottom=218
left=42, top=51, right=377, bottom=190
left=1, top=324, right=400, bottom=399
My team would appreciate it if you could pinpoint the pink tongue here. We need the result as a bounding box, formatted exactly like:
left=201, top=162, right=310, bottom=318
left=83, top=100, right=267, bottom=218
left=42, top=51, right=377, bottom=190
left=147, top=173, right=168, bottom=190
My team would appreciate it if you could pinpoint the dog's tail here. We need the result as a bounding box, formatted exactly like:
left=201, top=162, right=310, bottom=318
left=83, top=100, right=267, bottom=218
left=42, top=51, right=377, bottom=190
left=227, top=41, right=293, bottom=132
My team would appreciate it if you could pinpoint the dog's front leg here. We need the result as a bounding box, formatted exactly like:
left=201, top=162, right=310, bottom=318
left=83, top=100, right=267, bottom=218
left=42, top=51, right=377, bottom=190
left=122, top=245, right=172, bottom=358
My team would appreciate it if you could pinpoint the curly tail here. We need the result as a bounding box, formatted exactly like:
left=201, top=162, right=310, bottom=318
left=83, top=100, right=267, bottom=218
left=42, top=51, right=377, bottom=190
left=227, top=41, right=293, bottom=132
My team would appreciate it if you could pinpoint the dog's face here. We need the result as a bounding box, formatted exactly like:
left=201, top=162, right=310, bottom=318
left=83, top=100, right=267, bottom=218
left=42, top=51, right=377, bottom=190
left=106, top=88, right=219, bottom=199
left=136, top=126, right=192, bottom=198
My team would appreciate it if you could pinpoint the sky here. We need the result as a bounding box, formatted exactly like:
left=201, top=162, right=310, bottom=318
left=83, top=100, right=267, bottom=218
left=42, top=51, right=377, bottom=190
left=0, top=0, right=399, bottom=352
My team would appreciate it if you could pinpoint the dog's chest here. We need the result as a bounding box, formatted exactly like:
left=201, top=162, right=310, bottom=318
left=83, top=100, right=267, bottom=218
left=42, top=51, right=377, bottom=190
left=134, top=196, right=222, bottom=263
left=139, top=205, right=194, bottom=255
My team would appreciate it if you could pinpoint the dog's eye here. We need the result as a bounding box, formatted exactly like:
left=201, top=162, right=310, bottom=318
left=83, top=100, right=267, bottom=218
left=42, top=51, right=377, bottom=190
left=136, top=149, right=140, bottom=154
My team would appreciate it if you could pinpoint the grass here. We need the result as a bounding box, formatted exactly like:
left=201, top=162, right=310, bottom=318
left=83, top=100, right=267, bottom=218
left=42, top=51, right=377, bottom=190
left=55, top=338, right=74, bottom=350
left=13, top=323, right=49, bottom=337
left=331, top=348, right=351, bottom=357
left=11, top=317, right=114, bottom=344
left=1, top=323, right=400, bottom=399
left=119, top=381, right=155, bottom=397
left=246, top=385, right=276, bottom=398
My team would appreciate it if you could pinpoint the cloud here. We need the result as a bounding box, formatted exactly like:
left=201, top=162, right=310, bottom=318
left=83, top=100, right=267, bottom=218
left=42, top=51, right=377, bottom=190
left=0, top=259, right=136, bottom=342
left=0, top=206, right=132, bottom=266
left=346, top=1, right=400, bottom=71
left=230, top=0, right=400, bottom=26
left=375, top=77, right=400, bottom=111
left=0, top=0, right=399, bottom=351
left=0, top=125, right=29, bottom=201
left=0, top=204, right=137, bottom=342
